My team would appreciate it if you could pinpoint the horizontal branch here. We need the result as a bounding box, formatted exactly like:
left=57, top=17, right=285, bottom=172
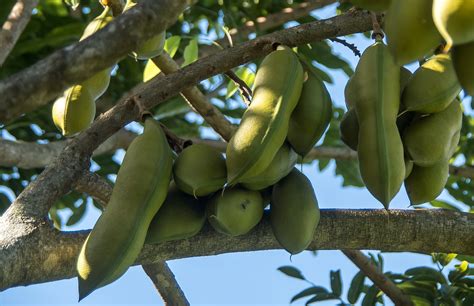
left=0, top=0, right=187, bottom=124
left=0, top=209, right=472, bottom=290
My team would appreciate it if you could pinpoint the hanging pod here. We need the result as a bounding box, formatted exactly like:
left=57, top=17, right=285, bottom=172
left=52, top=85, right=96, bottom=137
left=206, top=187, right=264, bottom=236
left=402, top=54, right=461, bottom=114
left=287, top=72, right=333, bottom=156
left=173, top=144, right=227, bottom=197
left=433, top=0, right=474, bottom=47
left=146, top=183, right=206, bottom=244
left=403, top=100, right=462, bottom=166
left=385, top=0, right=442, bottom=65
left=452, top=41, right=474, bottom=96
left=352, top=40, right=405, bottom=208
left=240, top=142, right=298, bottom=191
left=270, top=168, right=320, bottom=254
left=77, top=118, right=173, bottom=300
left=123, top=0, right=166, bottom=60
left=80, top=7, right=114, bottom=99
left=226, top=46, right=303, bottom=185
left=405, top=160, right=450, bottom=205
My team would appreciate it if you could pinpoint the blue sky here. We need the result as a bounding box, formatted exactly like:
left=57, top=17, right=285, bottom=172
left=1, top=3, right=472, bottom=305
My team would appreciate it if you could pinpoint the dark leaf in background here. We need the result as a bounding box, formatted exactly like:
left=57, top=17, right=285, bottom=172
left=278, top=266, right=306, bottom=281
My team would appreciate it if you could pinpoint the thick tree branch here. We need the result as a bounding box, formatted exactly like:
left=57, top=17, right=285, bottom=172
left=73, top=171, right=112, bottom=207
left=142, top=262, right=190, bottom=306
left=0, top=0, right=187, bottom=124
left=0, top=129, right=136, bottom=169
left=342, top=249, right=414, bottom=305
left=1, top=209, right=472, bottom=290
left=152, top=52, right=235, bottom=141
left=189, top=0, right=340, bottom=63
left=1, top=137, right=473, bottom=179
left=0, top=0, right=38, bottom=66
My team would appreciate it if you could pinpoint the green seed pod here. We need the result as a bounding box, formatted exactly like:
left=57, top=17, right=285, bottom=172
left=226, top=47, right=303, bottom=185
left=52, top=85, right=96, bottom=137
left=77, top=118, right=173, bottom=300
left=350, top=0, right=391, bottom=12
left=353, top=41, right=405, bottom=208
left=385, top=0, right=441, bottom=65
left=123, top=0, right=165, bottom=60
left=270, top=168, right=320, bottom=254
left=145, top=184, right=206, bottom=244
left=173, top=144, right=227, bottom=197
left=342, top=67, right=413, bottom=152
left=339, top=108, right=359, bottom=151
left=206, top=187, right=264, bottom=236
left=452, top=41, right=474, bottom=96
left=80, top=7, right=114, bottom=99
left=402, top=54, right=461, bottom=114
left=403, top=100, right=462, bottom=166
left=405, top=160, right=449, bottom=205
left=433, top=0, right=474, bottom=47
left=240, top=142, right=298, bottom=191
left=404, top=158, right=414, bottom=179
left=287, top=72, right=333, bottom=156
left=133, top=32, right=166, bottom=60
left=344, top=76, right=356, bottom=110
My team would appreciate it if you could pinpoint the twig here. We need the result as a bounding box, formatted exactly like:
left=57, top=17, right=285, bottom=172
left=342, top=250, right=414, bottom=306
left=370, top=12, right=384, bottom=40
left=143, top=262, right=190, bottom=306
left=159, top=123, right=190, bottom=153
left=152, top=52, right=236, bottom=141
left=74, top=171, right=112, bottom=207
left=225, top=70, right=252, bottom=106
left=329, top=37, right=361, bottom=57
left=0, top=0, right=39, bottom=66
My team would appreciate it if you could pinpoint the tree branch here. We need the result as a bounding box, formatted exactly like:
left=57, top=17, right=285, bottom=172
left=142, top=262, right=190, bottom=306
left=73, top=171, right=112, bottom=207
left=0, top=0, right=38, bottom=66
left=342, top=249, right=414, bottom=305
left=1, top=209, right=473, bottom=291
left=188, top=0, right=340, bottom=63
left=0, top=0, right=187, bottom=124
left=152, top=52, right=235, bottom=141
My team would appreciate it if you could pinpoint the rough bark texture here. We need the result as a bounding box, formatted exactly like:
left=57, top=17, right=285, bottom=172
left=0, top=0, right=38, bottom=66
left=0, top=0, right=187, bottom=124
left=1, top=209, right=472, bottom=291
left=143, top=262, right=190, bottom=306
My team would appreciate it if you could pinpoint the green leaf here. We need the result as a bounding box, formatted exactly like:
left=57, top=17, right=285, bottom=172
left=165, top=35, right=181, bottom=58
left=405, top=266, right=447, bottom=284
left=335, top=159, right=364, bottom=187
left=305, top=292, right=338, bottom=305
left=154, top=96, right=191, bottom=120
left=41, top=0, right=69, bottom=16
left=278, top=266, right=306, bottom=281
left=398, top=281, right=437, bottom=301
left=143, top=59, right=161, bottom=82
left=330, top=270, right=342, bottom=297
left=429, top=200, right=461, bottom=211
left=361, top=285, right=380, bottom=306
left=433, top=253, right=457, bottom=266
left=290, top=286, right=329, bottom=303
left=66, top=200, right=87, bottom=226
left=226, top=66, right=255, bottom=99
left=297, top=52, right=333, bottom=84
left=182, top=38, right=199, bottom=67
left=348, top=271, right=366, bottom=304
left=0, top=192, right=11, bottom=215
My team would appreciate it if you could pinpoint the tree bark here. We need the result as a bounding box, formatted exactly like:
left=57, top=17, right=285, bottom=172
left=1, top=209, right=473, bottom=291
